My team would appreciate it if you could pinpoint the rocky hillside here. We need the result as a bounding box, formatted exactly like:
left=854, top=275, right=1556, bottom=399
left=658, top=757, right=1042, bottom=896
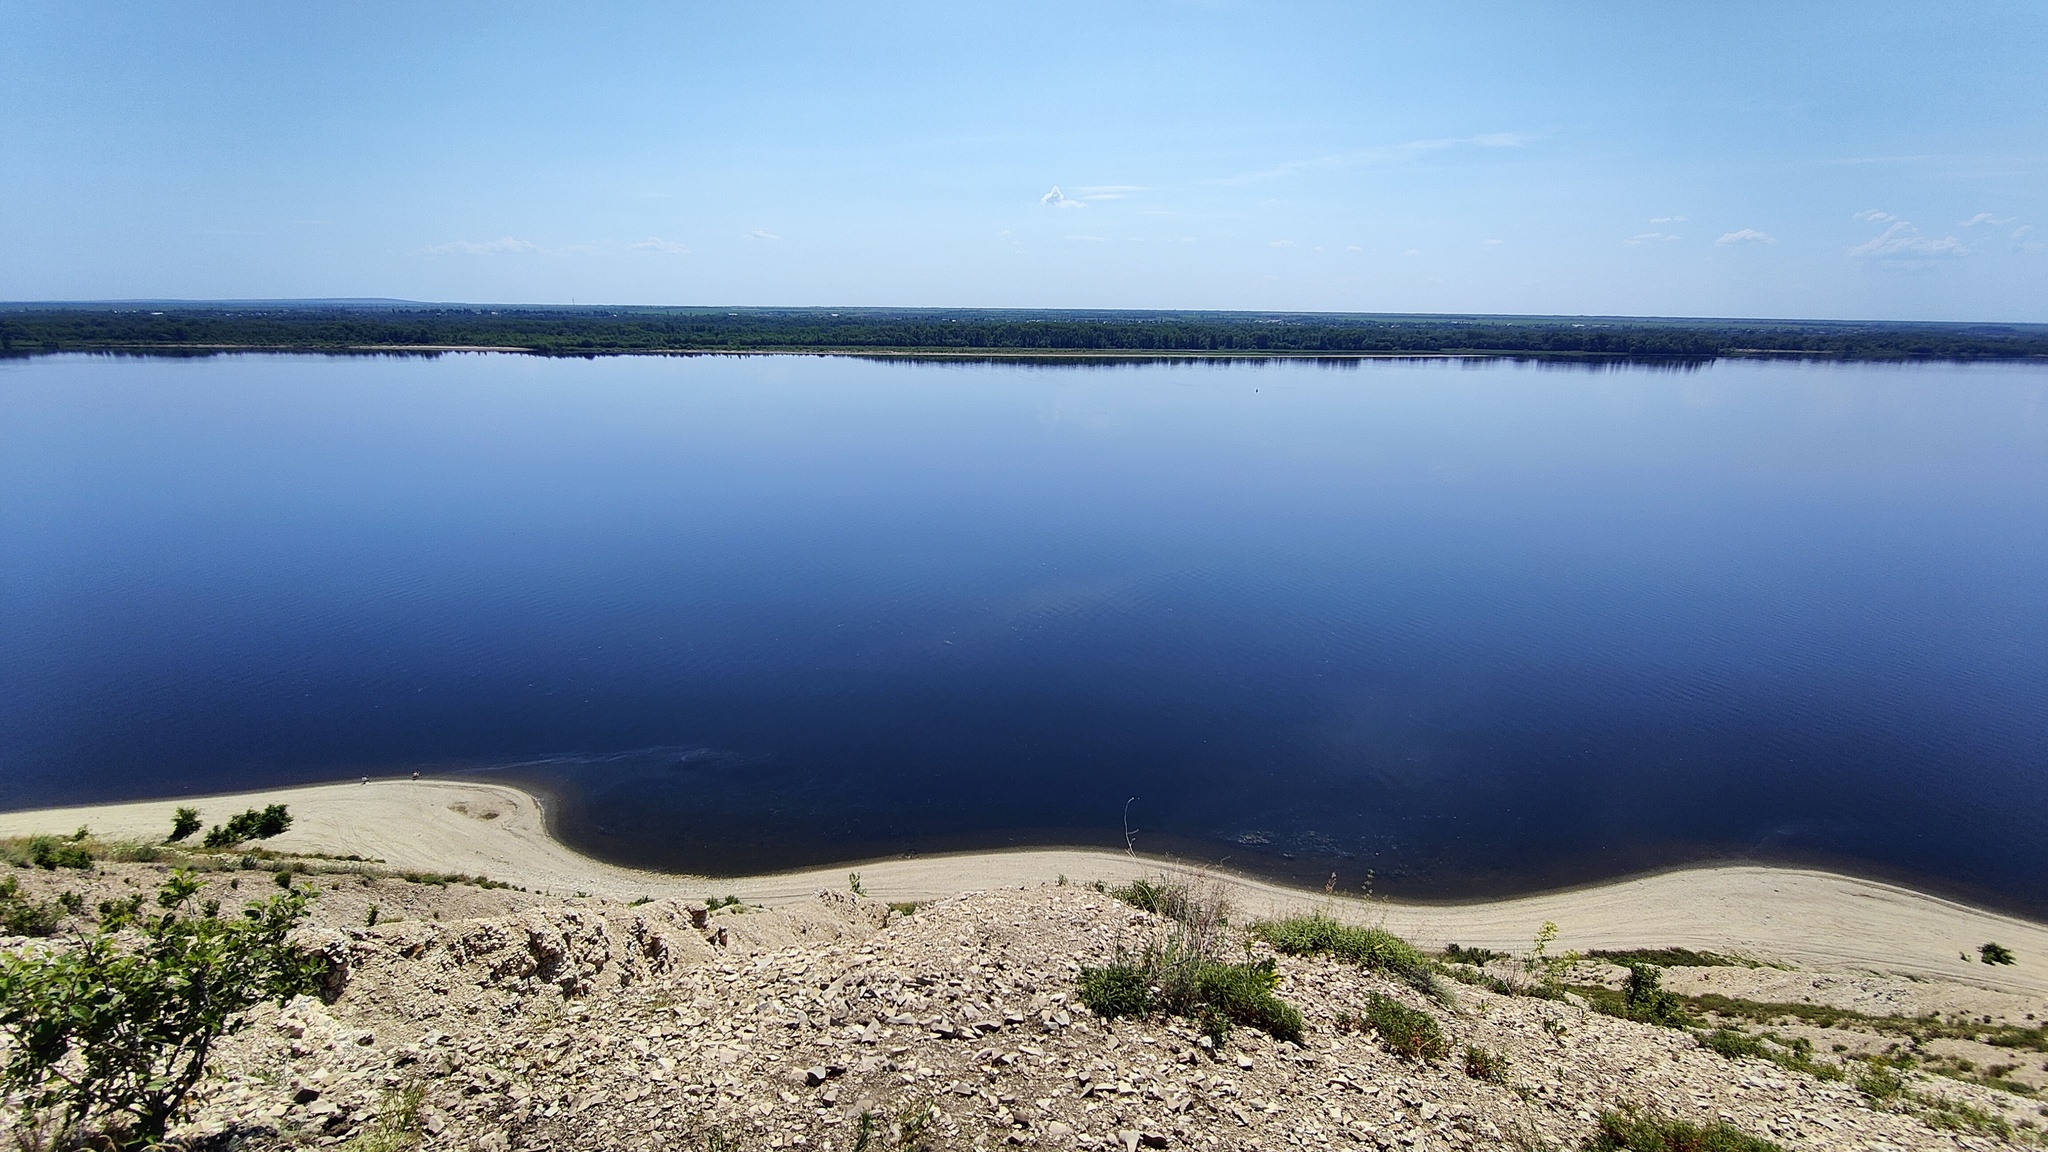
left=2, top=862, right=2043, bottom=1151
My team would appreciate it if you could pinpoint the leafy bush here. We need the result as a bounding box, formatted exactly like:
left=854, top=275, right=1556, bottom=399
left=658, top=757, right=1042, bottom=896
left=1463, top=1044, right=1509, bottom=1083
left=1702, top=1028, right=1767, bottom=1060
left=1443, top=943, right=1506, bottom=965
left=24, top=835, right=94, bottom=870
left=166, top=807, right=202, bottom=843
left=1078, top=946, right=1302, bottom=1045
left=1622, top=964, right=1693, bottom=1028
left=1583, top=1108, right=1784, bottom=1152
left=1254, top=913, right=1439, bottom=997
left=1360, top=992, right=1449, bottom=1062
left=0, top=876, right=66, bottom=937
left=200, top=804, right=292, bottom=849
left=1979, top=942, right=2016, bottom=966
left=0, top=869, right=322, bottom=1147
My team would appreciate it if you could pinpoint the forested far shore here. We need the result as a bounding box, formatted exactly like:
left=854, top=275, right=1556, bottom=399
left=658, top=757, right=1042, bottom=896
left=4, top=305, right=2047, bottom=361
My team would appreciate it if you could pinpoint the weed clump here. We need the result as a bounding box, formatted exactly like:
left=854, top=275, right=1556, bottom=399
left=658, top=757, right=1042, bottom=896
left=1079, top=945, right=1303, bottom=1045
left=1622, top=964, right=1694, bottom=1028
left=201, top=803, right=292, bottom=849
left=0, top=876, right=67, bottom=937
left=1980, top=942, right=2016, bottom=966
left=1583, top=1107, right=1785, bottom=1152
left=166, top=806, right=202, bottom=843
left=1462, top=1044, right=1509, bottom=1083
left=1344, top=992, right=1448, bottom=1062
left=1254, top=912, right=1440, bottom=997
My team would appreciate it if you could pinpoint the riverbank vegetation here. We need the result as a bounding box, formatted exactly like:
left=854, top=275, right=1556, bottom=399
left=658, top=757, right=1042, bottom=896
left=5, top=305, right=2047, bottom=361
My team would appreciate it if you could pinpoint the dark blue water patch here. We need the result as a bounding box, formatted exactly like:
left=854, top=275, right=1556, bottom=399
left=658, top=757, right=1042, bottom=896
left=1, top=353, right=2043, bottom=912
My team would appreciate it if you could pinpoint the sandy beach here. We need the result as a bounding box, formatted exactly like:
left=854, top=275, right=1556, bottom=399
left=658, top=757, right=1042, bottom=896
left=5, top=778, right=2045, bottom=997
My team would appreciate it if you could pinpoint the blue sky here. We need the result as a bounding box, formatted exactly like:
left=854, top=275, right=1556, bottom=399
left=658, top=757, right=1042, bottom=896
left=3, top=2, right=2043, bottom=319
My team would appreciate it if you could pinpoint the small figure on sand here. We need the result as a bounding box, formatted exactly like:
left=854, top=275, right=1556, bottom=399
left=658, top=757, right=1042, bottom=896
left=411, top=770, right=419, bottom=782
left=360, top=776, right=368, bottom=786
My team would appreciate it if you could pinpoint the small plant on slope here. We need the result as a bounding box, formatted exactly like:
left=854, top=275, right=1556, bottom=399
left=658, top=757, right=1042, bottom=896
left=1254, top=911, right=1440, bottom=997
left=166, top=806, right=202, bottom=844
left=1582, top=1107, right=1784, bottom=1152
left=0, top=869, right=323, bottom=1147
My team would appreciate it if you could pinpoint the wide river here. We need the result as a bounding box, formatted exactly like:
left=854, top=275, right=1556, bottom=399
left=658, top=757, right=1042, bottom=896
left=2, top=353, right=2044, bottom=911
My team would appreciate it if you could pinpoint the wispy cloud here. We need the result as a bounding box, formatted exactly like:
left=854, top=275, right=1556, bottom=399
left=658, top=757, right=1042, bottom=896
left=1063, top=234, right=1112, bottom=243
left=1269, top=239, right=1297, bottom=248
left=424, top=236, right=538, bottom=256
left=1042, top=184, right=1143, bottom=208
left=1213, top=131, right=1538, bottom=186
left=746, top=229, right=782, bottom=241
left=630, top=237, right=689, bottom=254
left=1851, top=218, right=1967, bottom=260
left=1717, top=229, right=1777, bottom=246
left=1960, top=213, right=2015, bottom=227
left=1650, top=215, right=1688, bottom=224
left=1854, top=209, right=1899, bottom=223
left=1627, top=232, right=1681, bottom=245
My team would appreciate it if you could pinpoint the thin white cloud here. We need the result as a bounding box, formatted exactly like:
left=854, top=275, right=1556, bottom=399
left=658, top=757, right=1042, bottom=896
left=1269, top=239, right=1297, bottom=248
left=1854, top=209, right=1898, bottom=223
left=1402, top=248, right=1421, bottom=256
left=1345, top=245, right=1363, bottom=252
left=1961, top=213, right=2015, bottom=227
left=1063, top=234, right=1111, bottom=242
left=1627, top=232, right=1681, bottom=245
left=1717, top=229, right=1777, bottom=246
left=1483, top=238, right=1503, bottom=246
left=1851, top=219, right=1967, bottom=259
left=1074, top=185, right=1145, bottom=201
left=1044, top=184, right=1143, bottom=208
left=424, top=236, right=538, bottom=256
left=1650, top=215, right=1688, bottom=224
left=1212, top=131, right=1539, bottom=186
left=746, top=229, right=782, bottom=241
left=630, top=237, right=689, bottom=254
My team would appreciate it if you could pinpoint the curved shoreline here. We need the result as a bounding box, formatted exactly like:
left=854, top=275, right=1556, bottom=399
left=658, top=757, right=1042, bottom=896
left=5, top=778, right=2047, bottom=996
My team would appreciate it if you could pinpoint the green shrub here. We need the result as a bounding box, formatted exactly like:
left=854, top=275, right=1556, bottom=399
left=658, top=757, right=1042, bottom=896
left=1078, top=948, right=1302, bottom=1045
left=1254, top=913, right=1440, bottom=997
left=1583, top=1108, right=1784, bottom=1152
left=0, top=869, right=322, bottom=1147
left=200, top=804, right=292, bottom=849
left=24, top=836, right=93, bottom=870
left=166, top=807, right=202, bottom=843
left=1078, top=961, right=1154, bottom=1019
left=1980, top=942, right=2016, bottom=966
left=1622, top=964, right=1694, bottom=1028
left=1443, top=943, right=1506, bottom=965
left=1463, top=1044, right=1509, bottom=1083
left=1361, top=992, right=1449, bottom=1062
left=0, top=876, right=66, bottom=937
left=1854, top=1061, right=1907, bottom=1102
left=1702, top=1027, right=1768, bottom=1060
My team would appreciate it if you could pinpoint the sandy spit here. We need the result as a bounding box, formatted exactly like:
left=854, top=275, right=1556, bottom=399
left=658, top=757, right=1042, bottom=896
left=5, top=778, right=2044, bottom=996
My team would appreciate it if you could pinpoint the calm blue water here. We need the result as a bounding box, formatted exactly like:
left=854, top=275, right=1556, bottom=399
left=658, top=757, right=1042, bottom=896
left=3, top=353, right=2045, bottom=910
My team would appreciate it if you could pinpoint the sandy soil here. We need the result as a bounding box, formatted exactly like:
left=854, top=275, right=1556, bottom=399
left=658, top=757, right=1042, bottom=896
left=6, top=778, right=2045, bottom=998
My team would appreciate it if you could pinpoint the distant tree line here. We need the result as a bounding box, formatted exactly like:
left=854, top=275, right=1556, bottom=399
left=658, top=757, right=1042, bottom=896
left=2, top=306, right=2045, bottom=361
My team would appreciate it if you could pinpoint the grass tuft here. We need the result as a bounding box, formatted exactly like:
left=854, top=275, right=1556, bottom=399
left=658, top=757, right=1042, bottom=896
left=1582, top=1108, right=1784, bottom=1152
left=1254, top=912, right=1440, bottom=997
